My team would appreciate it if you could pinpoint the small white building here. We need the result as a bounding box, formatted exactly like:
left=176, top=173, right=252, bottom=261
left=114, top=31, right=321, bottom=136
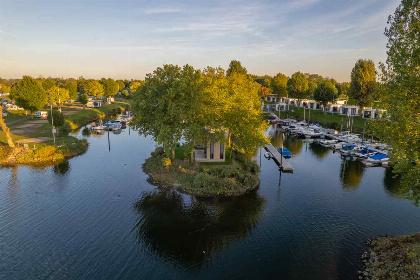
left=275, top=102, right=287, bottom=112
left=362, top=108, right=386, bottom=119
left=340, top=105, right=359, bottom=116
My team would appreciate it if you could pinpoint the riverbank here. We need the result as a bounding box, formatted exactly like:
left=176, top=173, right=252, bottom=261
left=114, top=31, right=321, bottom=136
left=0, top=102, right=128, bottom=166
left=359, top=233, right=420, bottom=279
left=143, top=147, right=260, bottom=197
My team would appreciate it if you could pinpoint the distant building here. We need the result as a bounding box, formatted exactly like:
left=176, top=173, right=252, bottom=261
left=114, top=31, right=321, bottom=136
left=362, top=108, right=386, bottom=119
left=340, top=105, right=359, bottom=116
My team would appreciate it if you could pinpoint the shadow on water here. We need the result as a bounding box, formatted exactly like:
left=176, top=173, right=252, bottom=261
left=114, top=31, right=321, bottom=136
left=53, top=161, right=70, bottom=175
left=309, top=142, right=331, bottom=160
left=133, top=190, right=266, bottom=270
left=339, top=158, right=365, bottom=190
left=383, top=167, right=419, bottom=206
left=269, top=129, right=303, bottom=156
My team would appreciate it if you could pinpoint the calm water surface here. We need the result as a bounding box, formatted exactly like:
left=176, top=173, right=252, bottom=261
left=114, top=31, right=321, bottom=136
left=1, top=126, right=419, bottom=279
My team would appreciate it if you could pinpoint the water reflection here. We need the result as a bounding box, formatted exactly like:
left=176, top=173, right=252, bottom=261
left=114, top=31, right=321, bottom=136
left=340, top=159, right=365, bottom=190
left=53, top=161, right=70, bottom=175
left=283, top=137, right=303, bottom=156
left=134, top=190, right=266, bottom=269
left=383, top=168, right=419, bottom=206
left=309, top=143, right=330, bottom=160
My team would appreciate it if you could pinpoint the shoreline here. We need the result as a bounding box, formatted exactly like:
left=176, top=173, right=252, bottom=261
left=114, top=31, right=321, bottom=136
left=359, top=233, right=420, bottom=279
left=0, top=102, right=128, bottom=167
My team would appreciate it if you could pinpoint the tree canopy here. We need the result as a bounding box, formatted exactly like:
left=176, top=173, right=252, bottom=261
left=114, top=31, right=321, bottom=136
left=49, top=86, right=70, bottom=109
left=102, top=78, right=119, bottom=97
left=226, top=60, right=247, bottom=77
left=349, top=59, right=377, bottom=107
left=84, top=79, right=104, bottom=97
left=42, top=78, right=55, bottom=91
left=287, top=72, right=308, bottom=101
left=10, top=76, right=47, bottom=114
left=272, top=73, right=288, bottom=98
left=314, top=80, right=337, bottom=107
left=64, top=79, right=78, bottom=100
left=131, top=64, right=268, bottom=160
left=129, top=81, right=141, bottom=93
left=371, top=0, right=420, bottom=201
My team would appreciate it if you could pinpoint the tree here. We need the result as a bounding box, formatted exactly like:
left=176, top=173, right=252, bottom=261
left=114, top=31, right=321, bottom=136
left=307, top=81, right=317, bottom=97
left=64, top=79, right=78, bottom=101
left=117, top=80, right=125, bottom=92
left=337, top=82, right=350, bottom=98
left=42, top=78, right=55, bottom=91
left=371, top=0, right=420, bottom=202
left=0, top=84, right=11, bottom=94
left=121, top=89, right=129, bottom=97
left=49, top=86, right=70, bottom=111
left=77, top=77, right=86, bottom=94
left=129, top=81, right=141, bottom=93
left=226, top=60, right=247, bottom=77
left=84, top=79, right=104, bottom=97
left=259, top=86, right=270, bottom=99
left=0, top=105, right=14, bottom=147
left=287, top=72, right=308, bottom=103
left=349, top=59, right=377, bottom=107
left=10, top=76, right=47, bottom=116
left=102, top=78, right=119, bottom=97
left=47, top=109, right=65, bottom=127
left=272, top=73, right=288, bottom=98
left=314, top=80, right=337, bottom=109
left=78, top=93, right=89, bottom=109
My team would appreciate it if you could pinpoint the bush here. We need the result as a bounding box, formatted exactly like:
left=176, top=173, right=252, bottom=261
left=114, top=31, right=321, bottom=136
left=162, top=157, right=172, bottom=167
left=47, top=110, right=65, bottom=126
left=192, top=173, right=217, bottom=189
left=59, top=122, right=71, bottom=136
left=0, top=146, right=13, bottom=160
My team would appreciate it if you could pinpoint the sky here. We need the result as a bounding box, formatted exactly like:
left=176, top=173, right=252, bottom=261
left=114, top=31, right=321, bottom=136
left=0, top=0, right=400, bottom=82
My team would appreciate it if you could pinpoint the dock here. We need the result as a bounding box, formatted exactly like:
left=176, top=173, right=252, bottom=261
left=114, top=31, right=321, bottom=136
left=322, top=133, right=388, bottom=155
left=264, top=144, right=293, bottom=172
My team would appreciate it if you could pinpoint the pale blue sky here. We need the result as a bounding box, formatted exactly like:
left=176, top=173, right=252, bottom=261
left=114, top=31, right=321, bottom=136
left=0, top=0, right=399, bottom=81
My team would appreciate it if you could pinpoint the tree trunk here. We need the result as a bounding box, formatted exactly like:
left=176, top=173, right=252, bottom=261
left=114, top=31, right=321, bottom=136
left=171, top=147, right=175, bottom=160
left=190, top=150, right=194, bottom=162
left=0, top=106, right=15, bottom=148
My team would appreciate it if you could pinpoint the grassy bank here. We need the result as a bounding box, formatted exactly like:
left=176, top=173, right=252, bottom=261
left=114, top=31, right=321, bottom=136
left=0, top=102, right=127, bottom=166
left=274, top=106, right=368, bottom=133
left=360, top=233, right=420, bottom=279
left=143, top=147, right=260, bottom=197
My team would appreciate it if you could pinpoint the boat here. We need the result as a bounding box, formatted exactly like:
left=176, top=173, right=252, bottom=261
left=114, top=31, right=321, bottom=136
left=339, top=144, right=357, bottom=155
left=277, top=147, right=292, bottom=158
left=319, top=139, right=338, bottom=148
left=364, top=153, right=390, bottom=166
left=354, top=148, right=377, bottom=158
left=91, top=124, right=106, bottom=131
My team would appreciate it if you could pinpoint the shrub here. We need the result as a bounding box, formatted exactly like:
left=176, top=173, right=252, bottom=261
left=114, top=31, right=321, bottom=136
left=0, top=146, right=13, bottom=160
left=47, top=110, right=65, bottom=127
left=59, top=122, right=71, bottom=136
left=193, top=173, right=217, bottom=189
left=162, top=157, right=172, bottom=167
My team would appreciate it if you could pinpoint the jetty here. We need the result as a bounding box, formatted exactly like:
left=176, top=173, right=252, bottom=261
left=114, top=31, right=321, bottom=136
left=264, top=144, right=293, bottom=172
left=322, top=133, right=389, bottom=155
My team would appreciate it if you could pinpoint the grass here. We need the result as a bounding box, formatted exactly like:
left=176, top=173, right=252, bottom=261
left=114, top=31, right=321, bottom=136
left=0, top=102, right=126, bottom=165
left=283, top=106, right=367, bottom=133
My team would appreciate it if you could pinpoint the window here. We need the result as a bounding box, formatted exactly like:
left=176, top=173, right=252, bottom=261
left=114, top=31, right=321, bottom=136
left=220, top=144, right=224, bottom=160
left=210, top=143, right=214, bottom=159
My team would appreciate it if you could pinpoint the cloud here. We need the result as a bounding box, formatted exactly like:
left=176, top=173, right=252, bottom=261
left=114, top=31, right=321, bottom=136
left=0, top=29, right=19, bottom=38
left=144, top=8, right=183, bottom=14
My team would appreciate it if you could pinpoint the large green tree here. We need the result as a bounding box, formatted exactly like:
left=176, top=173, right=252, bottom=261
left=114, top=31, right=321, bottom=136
left=287, top=72, right=309, bottom=103
left=10, top=76, right=47, bottom=116
left=129, top=81, right=141, bottom=93
left=272, top=73, right=288, bottom=98
left=226, top=60, right=247, bottom=77
left=313, top=80, right=337, bottom=109
left=84, top=79, right=104, bottom=97
left=349, top=59, right=377, bottom=107
left=117, top=80, right=125, bottom=92
left=336, top=82, right=350, bottom=98
left=102, top=78, right=119, bottom=97
left=64, top=79, right=78, bottom=101
left=49, top=86, right=70, bottom=111
left=42, top=78, right=55, bottom=91
left=371, top=0, right=420, bottom=203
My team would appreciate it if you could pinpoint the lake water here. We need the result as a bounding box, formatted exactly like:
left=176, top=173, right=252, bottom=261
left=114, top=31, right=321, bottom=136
left=1, top=126, right=419, bottom=279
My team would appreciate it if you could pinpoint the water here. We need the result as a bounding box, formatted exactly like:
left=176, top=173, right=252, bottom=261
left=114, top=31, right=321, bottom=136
left=1, top=126, right=419, bottom=279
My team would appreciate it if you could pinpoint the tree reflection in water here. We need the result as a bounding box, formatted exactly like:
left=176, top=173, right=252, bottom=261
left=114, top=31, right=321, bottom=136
left=383, top=167, right=419, bottom=206
left=133, top=190, right=266, bottom=269
left=269, top=128, right=303, bottom=156
left=309, top=143, right=330, bottom=160
left=53, top=161, right=70, bottom=175
left=340, top=159, right=365, bottom=190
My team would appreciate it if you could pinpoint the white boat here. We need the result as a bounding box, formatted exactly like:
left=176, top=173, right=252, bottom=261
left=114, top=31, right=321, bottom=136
left=91, top=124, right=106, bottom=131
left=319, top=139, right=338, bottom=148
left=354, top=148, right=377, bottom=158
left=364, top=153, right=390, bottom=166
